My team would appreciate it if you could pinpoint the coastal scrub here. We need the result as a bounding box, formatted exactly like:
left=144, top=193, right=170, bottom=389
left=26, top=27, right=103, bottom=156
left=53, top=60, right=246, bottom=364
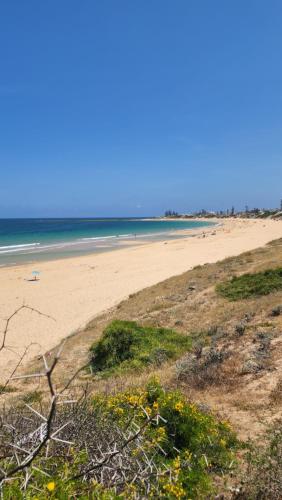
left=216, top=267, right=282, bottom=300
left=1, top=380, right=237, bottom=499
left=90, top=320, right=192, bottom=376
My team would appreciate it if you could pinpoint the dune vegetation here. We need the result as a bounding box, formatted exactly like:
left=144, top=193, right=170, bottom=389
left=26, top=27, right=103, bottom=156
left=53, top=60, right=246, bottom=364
left=90, top=320, right=192, bottom=377
left=216, top=267, right=282, bottom=300
left=1, top=238, right=282, bottom=498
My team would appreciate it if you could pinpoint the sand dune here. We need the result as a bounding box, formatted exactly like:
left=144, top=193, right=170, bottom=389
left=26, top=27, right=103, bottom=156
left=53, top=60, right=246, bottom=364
left=0, top=218, right=281, bottom=380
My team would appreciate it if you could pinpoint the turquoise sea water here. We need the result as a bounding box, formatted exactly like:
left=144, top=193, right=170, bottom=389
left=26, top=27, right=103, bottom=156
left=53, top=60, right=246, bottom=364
left=0, top=218, right=214, bottom=266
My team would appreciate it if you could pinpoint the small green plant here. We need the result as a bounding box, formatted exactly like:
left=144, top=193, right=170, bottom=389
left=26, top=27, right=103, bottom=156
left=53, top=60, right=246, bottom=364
left=2, top=457, right=117, bottom=499
left=0, top=384, right=17, bottom=394
left=90, top=320, right=191, bottom=376
left=216, top=267, right=282, bottom=300
left=22, top=390, right=42, bottom=404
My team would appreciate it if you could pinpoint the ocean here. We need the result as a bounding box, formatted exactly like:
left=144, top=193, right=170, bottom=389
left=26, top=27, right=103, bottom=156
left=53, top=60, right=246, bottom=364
left=0, top=218, right=214, bottom=266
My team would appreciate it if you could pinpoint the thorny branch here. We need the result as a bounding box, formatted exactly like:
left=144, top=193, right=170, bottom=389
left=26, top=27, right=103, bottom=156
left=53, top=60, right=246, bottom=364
left=70, top=409, right=162, bottom=481
left=0, top=306, right=173, bottom=496
left=0, top=339, right=63, bottom=482
left=0, top=345, right=30, bottom=396
left=0, top=304, right=55, bottom=352
left=0, top=305, right=56, bottom=395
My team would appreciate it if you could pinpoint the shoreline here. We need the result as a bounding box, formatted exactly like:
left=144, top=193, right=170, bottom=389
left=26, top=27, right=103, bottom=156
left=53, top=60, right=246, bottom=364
left=0, top=219, right=215, bottom=268
left=0, top=217, right=282, bottom=380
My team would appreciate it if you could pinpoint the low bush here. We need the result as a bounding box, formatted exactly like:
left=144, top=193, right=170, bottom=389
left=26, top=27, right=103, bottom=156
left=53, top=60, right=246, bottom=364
left=235, top=420, right=282, bottom=499
left=94, top=378, right=238, bottom=498
left=216, top=268, right=282, bottom=300
left=90, top=320, right=192, bottom=376
left=175, top=347, right=229, bottom=388
left=270, top=304, right=282, bottom=316
left=1, top=380, right=238, bottom=499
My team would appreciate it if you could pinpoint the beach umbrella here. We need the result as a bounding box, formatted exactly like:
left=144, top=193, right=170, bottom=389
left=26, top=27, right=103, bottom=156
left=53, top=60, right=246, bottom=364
left=32, top=270, right=40, bottom=280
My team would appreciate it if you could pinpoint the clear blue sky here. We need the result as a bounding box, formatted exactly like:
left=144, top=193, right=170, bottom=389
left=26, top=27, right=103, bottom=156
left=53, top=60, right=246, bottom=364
left=0, top=1, right=281, bottom=217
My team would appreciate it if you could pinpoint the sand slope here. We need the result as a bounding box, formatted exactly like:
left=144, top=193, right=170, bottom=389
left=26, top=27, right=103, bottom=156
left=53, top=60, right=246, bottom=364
left=0, top=218, right=281, bottom=379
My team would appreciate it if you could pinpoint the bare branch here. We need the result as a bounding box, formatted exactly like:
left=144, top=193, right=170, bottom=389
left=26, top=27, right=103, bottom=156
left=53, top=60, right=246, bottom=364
left=0, top=306, right=175, bottom=497
left=0, top=305, right=55, bottom=352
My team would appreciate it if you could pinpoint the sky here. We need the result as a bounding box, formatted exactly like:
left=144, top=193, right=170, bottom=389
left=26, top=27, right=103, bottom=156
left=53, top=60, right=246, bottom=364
left=0, top=0, right=281, bottom=217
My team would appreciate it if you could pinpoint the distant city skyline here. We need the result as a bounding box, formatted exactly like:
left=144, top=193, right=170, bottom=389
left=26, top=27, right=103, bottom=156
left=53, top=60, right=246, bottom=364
left=1, top=1, right=282, bottom=217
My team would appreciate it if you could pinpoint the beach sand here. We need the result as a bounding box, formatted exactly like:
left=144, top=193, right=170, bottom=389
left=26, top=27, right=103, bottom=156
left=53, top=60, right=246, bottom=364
left=0, top=218, right=282, bottom=380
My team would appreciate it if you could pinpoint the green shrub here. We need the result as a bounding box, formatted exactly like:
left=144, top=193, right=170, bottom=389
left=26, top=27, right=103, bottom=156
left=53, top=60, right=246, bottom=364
left=2, top=461, right=117, bottom=499
left=90, top=320, right=192, bottom=376
left=100, top=378, right=238, bottom=497
left=91, top=320, right=135, bottom=371
left=216, top=267, right=282, bottom=301
left=1, top=380, right=238, bottom=499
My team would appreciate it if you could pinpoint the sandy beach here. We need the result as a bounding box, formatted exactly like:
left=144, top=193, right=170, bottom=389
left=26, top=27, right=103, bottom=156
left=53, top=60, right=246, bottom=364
left=0, top=217, right=282, bottom=379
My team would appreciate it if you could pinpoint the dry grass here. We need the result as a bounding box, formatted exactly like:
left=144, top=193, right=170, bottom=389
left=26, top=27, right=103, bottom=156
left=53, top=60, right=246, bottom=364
left=270, top=378, right=282, bottom=406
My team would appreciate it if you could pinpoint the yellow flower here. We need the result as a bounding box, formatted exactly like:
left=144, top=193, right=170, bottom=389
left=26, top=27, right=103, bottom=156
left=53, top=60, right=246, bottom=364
left=156, top=426, right=166, bottom=442
left=220, top=438, right=226, bottom=447
left=145, top=406, right=152, bottom=416
left=114, top=407, right=124, bottom=416
left=184, top=449, right=192, bottom=461
left=173, top=455, right=181, bottom=471
left=157, top=426, right=166, bottom=435
left=47, top=481, right=56, bottom=492
left=163, top=482, right=186, bottom=498
left=174, top=401, right=184, bottom=413
left=153, top=401, right=159, bottom=410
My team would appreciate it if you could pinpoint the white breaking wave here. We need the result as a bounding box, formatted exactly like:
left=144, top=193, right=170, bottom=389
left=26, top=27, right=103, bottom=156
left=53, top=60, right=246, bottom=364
left=0, top=243, right=41, bottom=254
left=0, top=226, right=199, bottom=259
left=0, top=243, right=40, bottom=250
left=79, top=234, right=121, bottom=241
